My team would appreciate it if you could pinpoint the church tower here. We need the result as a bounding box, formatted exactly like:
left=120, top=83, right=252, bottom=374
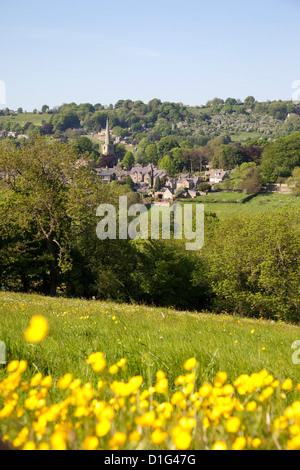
left=102, top=118, right=115, bottom=156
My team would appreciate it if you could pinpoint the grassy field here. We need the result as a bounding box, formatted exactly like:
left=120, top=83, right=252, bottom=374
left=230, top=131, right=263, bottom=142
left=1, top=292, right=300, bottom=450
left=1, top=291, right=300, bottom=387
left=182, top=193, right=300, bottom=219
left=0, top=113, right=51, bottom=127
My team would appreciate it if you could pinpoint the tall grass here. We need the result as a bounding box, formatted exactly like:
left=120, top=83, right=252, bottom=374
left=1, top=292, right=300, bottom=402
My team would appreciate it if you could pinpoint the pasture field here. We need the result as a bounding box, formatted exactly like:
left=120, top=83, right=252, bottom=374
left=0, top=113, right=51, bottom=127
left=1, top=292, right=300, bottom=450
left=230, top=131, right=263, bottom=142
left=182, top=193, right=300, bottom=219
left=1, top=292, right=300, bottom=386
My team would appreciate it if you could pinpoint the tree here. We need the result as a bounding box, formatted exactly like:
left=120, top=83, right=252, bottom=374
left=51, top=112, right=80, bottom=132
left=239, top=166, right=262, bottom=194
left=159, top=154, right=176, bottom=176
left=17, top=108, right=23, bottom=114
left=206, top=98, right=224, bottom=107
left=222, top=162, right=262, bottom=193
left=115, top=144, right=127, bottom=160
left=134, top=148, right=148, bottom=165
left=225, top=98, right=237, bottom=106
left=198, top=182, right=211, bottom=192
left=73, top=136, right=95, bottom=156
left=287, top=167, right=300, bottom=194
left=260, top=132, right=300, bottom=183
left=0, top=136, right=103, bottom=296
left=157, top=137, right=179, bottom=157
left=97, top=155, right=118, bottom=168
left=244, top=96, right=256, bottom=108
left=42, top=105, right=49, bottom=113
left=145, top=144, right=158, bottom=165
left=120, top=151, right=135, bottom=170
left=182, top=147, right=211, bottom=172
left=125, top=176, right=135, bottom=189
left=282, top=115, right=300, bottom=136
left=216, top=144, right=246, bottom=170
left=204, top=207, right=300, bottom=322
left=154, top=176, right=161, bottom=192
left=40, top=123, right=54, bottom=135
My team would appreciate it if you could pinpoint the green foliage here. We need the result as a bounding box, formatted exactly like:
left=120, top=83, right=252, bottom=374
left=260, top=132, right=300, bottom=183
left=157, top=137, right=180, bottom=157
left=221, top=162, right=262, bottom=193
left=120, top=151, right=135, bottom=170
left=204, top=207, right=300, bottom=322
left=154, top=176, right=162, bottom=192
left=73, top=136, right=96, bottom=156
left=197, top=182, right=211, bottom=192
left=287, top=167, right=300, bottom=194
left=159, top=154, right=177, bottom=176
left=216, top=144, right=247, bottom=170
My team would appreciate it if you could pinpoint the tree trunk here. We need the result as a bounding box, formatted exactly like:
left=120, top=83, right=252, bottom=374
left=47, top=236, right=57, bottom=297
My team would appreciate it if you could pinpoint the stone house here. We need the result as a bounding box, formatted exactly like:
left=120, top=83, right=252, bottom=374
left=205, top=169, right=229, bottom=184
left=130, top=164, right=167, bottom=187
left=155, top=187, right=174, bottom=201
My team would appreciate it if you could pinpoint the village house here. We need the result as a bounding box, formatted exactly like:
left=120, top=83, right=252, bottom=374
left=187, top=189, right=201, bottom=199
left=176, top=174, right=202, bottom=190
left=155, top=187, right=174, bottom=201
left=164, top=176, right=177, bottom=190
left=130, top=164, right=167, bottom=188
left=205, top=169, right=229, bottom=184
left=96, top=163, right=130, bottom=184
left=96, top=167, right=116, bottom=184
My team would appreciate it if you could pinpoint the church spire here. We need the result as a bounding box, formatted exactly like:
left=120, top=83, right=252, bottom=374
left=105, top=118, right=110, bottom=145
left=102, top=118, right=115, bottom=156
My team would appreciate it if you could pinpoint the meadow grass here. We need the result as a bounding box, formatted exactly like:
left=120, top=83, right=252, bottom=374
left=185, top=193, right=300, bottom=219
left=0, top=113, right=51, bottom=127
left=230, top=131, right=263, bottom=142
left=1, top=292, right=300, bottom=450
left=1, top=291, right=300, bottom=401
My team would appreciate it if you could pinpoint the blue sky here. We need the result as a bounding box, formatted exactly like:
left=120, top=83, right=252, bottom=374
left=1, top=0, right=299, bottom=110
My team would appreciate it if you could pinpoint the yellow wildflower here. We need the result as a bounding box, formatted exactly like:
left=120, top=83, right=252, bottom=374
left=24, top=316, right=49, bottom=343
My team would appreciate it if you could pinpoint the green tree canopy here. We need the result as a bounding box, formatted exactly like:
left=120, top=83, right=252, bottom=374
left=260, top=132, right=300, bottom=183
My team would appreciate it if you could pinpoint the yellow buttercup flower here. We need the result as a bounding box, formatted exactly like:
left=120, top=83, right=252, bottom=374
left=109, top=364, right=119, bottom=375
left=151, top=428, right=168, bottom=445
left=281, top=379, right=293, bottom=391
left=129, top=431, right=141, bottom=442
left=135, top=411, right=156, bottom=428
left=172, top=428, right=192, bottom=450
left=96, top=419, right=111, bottom=437
left=183, top=358, right=197, bottom=371
left=7, top=361, right=19, bottom=372
left=232, top=436, right=247, bottom=450
left=41, top=376, right=53, bottom=388
left=83, top=436, right=99, bottom=450
left=214, top=372, right=228, bottom=388
left=246, top=401, right=257, bottom=412
left=30, top=373, right=43, bottom=388
left=87, top=352, right=106, bottom=372
left=37, top=442, right=51, bottom=450
left=155, top=378, right=169, bottom=394
left=23, top=442, right=36, bottom=450
left=57, top=373, right=73, bottom=390
left=287, top=435, right=300, bottom=451
left=109, top=432, right=126, bottom=449
left=212, top=441, right=227, bottom=450
left=117, top=358, right=127, bottom=368
left=24, top=316, right=49, bottom=343
left=225, top=416, right=241, bottom=433
left=252, top=438, right=262, bottom=449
